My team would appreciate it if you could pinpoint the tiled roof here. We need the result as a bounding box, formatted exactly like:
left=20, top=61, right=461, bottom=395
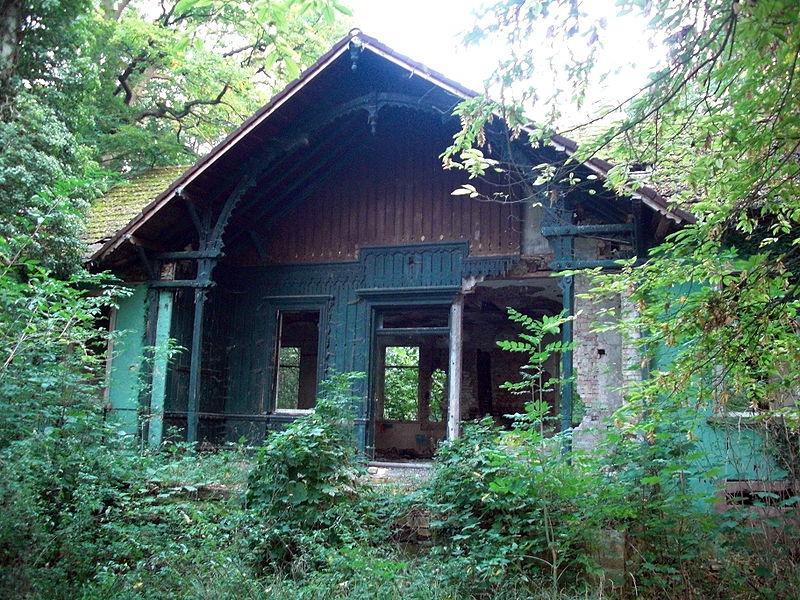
left=85, top=166, right=187, bottom=248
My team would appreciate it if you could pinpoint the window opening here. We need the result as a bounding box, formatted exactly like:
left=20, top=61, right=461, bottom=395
left=428, top=368, right=447, bottom=422
left=274, top=310, right=320, bottom=411
left=383, top=346, right=419, bottom=421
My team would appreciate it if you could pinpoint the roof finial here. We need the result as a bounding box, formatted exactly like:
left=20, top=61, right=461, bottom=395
left=348, top=30, right=363, bottom=71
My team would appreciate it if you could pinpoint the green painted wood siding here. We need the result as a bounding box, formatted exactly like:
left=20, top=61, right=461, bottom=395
left=148, top=290, right=174, bottom=448
left=107, top=284, right=148, bottom=435
left=220, top=242, right=518, bottom=446
left=651, top=283, right=785, bottom=484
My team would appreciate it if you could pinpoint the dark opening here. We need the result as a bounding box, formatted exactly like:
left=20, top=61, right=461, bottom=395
left=274, top=310, right=320, bottom=411
left=373, top=306, right=450, bottom=460
left=381, top=309, right=449, bottom=329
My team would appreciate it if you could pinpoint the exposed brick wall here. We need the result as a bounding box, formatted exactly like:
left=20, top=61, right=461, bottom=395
left=572, top=276, right=641, bottom=449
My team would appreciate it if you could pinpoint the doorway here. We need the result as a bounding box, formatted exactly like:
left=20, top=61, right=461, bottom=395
left=370, top=307, right=450, bottom=460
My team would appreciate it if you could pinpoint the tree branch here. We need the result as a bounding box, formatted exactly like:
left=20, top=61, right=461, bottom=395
left=134, top=83, right=230, bottom=122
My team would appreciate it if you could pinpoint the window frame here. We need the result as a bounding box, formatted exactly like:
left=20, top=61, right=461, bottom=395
left=381, top=345, right=422, bottom=422
left=265, top=296, right=330, bottom=416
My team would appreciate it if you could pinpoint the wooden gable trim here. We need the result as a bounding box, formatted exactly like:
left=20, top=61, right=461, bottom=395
left=90, top=39, right=353, bottom=262
left=91, top=30, right=693, bottom=265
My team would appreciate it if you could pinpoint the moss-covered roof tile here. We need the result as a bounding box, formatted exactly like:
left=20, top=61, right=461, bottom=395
left=85, top=166, right=187, bottom=246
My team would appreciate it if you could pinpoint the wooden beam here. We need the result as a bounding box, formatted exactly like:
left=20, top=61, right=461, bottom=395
left=230, top=124, right=359, bottom=225
left=447, top=294, right=464, bottom=440
left=235, top=128, right=364, bottom=229
left=183, top=197, right=203, bottom=236
left=148, top=280, right=213, bottom=289
left=134, top=244, right=156, bottom=281
left=548, top=258, right=626, bottom=270
left=541, top=223, right=634, bottom=237
left=127, top=235, right=171, bottom=252
left=148, top=289, right=174, bottom=449
left=632, top=198, right=646, bottom=258
left=654, top=215, right=673, bottom=239
left=246, top=230, right=266, bottom=261
left=154, top=250, right=222, bottom=260
left=186, top=288, right=206, bottom=442
left=376, top=326, right=450, bottom=337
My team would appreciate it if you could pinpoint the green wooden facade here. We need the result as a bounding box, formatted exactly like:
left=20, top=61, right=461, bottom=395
left=96, top=32, right=785, bottom=495
left=106, top=284, right=148, bottom=435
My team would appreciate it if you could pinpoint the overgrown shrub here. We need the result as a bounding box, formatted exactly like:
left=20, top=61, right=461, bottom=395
left=421, top=403, right=624, bottom=594
left=0, top=257, right=117, bottom=447
left=0, top=420, right=250, bottom=598
left=244, top=373, right=367, bottom=569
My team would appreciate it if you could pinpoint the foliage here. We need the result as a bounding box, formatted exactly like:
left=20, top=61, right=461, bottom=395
left=0, top=0, right=348, bottom=271
left=448, top=3, right=800, bottom=594
left=245, top=373, right=366, bottom=568
left=415, top=311, right=593, bottom=593
left=496, top=309, right=573, bottom=419
left=383, top=346, right=420, bottom=421
left=0, top=92, right=106, bottom=273
left=0, top=427, right=251, bottom=598
left=0, top=239, right=118, bottom=448
left=450, top=0, right=800, bottom=426
left=422, top=413, right=610, bottom=593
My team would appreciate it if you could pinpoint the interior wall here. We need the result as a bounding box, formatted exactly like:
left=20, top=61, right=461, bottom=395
left=461, top=283, right=562, bottom=427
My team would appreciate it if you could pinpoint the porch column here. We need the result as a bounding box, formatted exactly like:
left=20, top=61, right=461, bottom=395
left=559, top=275, right=575, bottom=440
left=447, top=294, right=464, bottom=440
left=148, top=289, right=174, bottom=448
left=186, top=288, right=206, bottom=443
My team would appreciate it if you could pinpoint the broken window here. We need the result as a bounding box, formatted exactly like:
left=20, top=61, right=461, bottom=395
left=274, top=310, right=320, bottom=411
left=428, top=368, right=447, bottom=422
left=383, top=346, right=420, bottom=420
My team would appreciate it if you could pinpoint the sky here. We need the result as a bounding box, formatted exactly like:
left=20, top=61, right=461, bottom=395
left=346, top=0, right=665, bottom=127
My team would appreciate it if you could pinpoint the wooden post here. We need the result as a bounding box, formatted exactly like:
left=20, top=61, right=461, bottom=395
left=559, top=275, right=575, bottom=448
left=186, top=288, right=206, bottom=443
left=148, top=289, right=174, bottom=448
left=447, top=294, right=464, bottom=440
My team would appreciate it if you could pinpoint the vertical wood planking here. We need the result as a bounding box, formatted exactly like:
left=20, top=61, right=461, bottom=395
left=255, top=110, right=520, bottom=265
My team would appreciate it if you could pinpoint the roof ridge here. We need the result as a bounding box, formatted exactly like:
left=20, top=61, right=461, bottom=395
left=89, top=31, right=693, bottom=263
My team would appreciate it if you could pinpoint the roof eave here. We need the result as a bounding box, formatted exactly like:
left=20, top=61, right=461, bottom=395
left=90, top=35, right=355, bottom=264
left=91, top=30, right=694, bottom=265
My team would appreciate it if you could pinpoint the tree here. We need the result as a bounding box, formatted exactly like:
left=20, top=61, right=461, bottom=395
left=0, top=0, right=348, bottom=272
left=450, top=0, right=799, bottom=428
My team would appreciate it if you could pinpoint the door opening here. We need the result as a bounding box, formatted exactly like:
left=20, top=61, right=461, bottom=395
left=371, top=307, right=449, bottom=460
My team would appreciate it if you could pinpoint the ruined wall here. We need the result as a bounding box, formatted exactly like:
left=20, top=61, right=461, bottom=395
left=572, top=276, right=640, bottom=449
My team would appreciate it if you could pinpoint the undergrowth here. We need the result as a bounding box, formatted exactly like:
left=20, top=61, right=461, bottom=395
left=2, top=403, right=798, bottom=598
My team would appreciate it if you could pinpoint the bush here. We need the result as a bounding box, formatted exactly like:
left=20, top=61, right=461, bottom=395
left=244, top=373, right=367, bottom=569
left=0, top=417, right=251, bottom=598
left=421, top=403, right=623, bottom=594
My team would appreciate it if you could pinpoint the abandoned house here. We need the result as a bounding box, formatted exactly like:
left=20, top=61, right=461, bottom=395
left=87, top=32, right=782, bottom=483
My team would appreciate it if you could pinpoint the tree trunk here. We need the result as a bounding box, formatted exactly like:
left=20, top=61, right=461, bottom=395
left=0, top=0, right=22, bottom=103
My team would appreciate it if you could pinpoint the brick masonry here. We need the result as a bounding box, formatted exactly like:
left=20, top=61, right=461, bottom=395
left=572, top=275, right=641, bottom=449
